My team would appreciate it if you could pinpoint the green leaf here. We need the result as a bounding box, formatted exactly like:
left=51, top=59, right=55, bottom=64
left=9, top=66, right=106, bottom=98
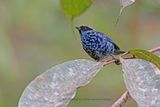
left=61, top=0, right=92, bottom=20
left=129, top=49, right=160, bottom=69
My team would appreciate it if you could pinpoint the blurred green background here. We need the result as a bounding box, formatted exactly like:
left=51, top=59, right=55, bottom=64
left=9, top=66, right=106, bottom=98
left=0, top=0, right=160, bottom=107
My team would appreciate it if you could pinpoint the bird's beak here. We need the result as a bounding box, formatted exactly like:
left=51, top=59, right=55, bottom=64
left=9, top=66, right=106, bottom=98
left=76, top=27, right=80, bottom=30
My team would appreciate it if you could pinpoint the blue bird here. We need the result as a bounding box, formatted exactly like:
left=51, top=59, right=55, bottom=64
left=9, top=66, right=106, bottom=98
left=76, top=26, right=125, bottom=61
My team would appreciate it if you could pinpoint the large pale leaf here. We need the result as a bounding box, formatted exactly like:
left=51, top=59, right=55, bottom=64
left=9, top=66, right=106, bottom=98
left=61, top=0, right=92, bottom=20
left=18, top=59, right=103, bottom=107
left=121, top=50, right=160, bottom=107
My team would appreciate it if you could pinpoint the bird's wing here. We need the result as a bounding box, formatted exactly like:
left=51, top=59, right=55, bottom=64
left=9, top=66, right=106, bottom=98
left=112, top=42, right=120, bottom=50
left=96, top=32, right=120, bottom=50
left=96, top=32, right=113, bottom=43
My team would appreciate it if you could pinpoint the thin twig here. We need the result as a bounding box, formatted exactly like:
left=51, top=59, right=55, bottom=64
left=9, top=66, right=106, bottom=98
left=102, top=59, right=117, bottom=66
left=111, top=91, right=130, bottom=107
left=149, top=46, right=160, bottom=53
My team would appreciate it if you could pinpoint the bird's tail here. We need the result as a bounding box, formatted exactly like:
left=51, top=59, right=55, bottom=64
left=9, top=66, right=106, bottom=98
left=113, top=43, right=125, bottom=55
left=114, top=49, right=126, bottom=55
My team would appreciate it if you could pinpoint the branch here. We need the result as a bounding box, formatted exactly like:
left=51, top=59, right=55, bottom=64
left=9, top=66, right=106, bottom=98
left=149, top=46, right=160, bottom=53
left=111, top=91, right=130, bottom=107
left=102, top=59, right=117, bottom=66
left=102, top=46, right=160, bottom=66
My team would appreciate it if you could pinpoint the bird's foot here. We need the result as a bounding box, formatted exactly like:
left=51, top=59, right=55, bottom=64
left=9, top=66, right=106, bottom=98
left=110, top=55, right=121, bottom=65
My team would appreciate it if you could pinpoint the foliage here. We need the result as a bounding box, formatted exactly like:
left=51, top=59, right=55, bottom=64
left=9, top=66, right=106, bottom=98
left=60, top=0, right=92, bottom=20
left=129, top=49, right=160, bottom=69
left=121, top=53, right=160, bottom=107
left=19, top=59, right=103, bottom=107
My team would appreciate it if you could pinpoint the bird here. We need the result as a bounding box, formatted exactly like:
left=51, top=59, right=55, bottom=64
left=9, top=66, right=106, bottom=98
left=76, top=25, right=125, bottom=61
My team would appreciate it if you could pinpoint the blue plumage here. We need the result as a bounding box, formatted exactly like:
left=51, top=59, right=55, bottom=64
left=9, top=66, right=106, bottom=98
left=76, top=26, right=124, bottom=61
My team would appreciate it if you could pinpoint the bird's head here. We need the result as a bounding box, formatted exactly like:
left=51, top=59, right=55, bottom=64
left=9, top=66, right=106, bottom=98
left=76, top=26, right=93, bottom=34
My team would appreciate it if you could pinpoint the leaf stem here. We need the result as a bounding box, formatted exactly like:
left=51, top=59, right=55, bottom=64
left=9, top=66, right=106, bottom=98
left=111, top=91, right=130, bottom=107
left=70, top=20, right=77, bottom=39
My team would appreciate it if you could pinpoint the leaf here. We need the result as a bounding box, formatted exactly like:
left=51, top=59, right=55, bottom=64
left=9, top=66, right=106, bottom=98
left=116, top=0, right=135, bottom=25
left=18, top=59, right=103, bottom=107
left=129, top=49, right=160, bottom=69
left=60, top=0, right=92, bottom=20
left=120, top=57, right=160, bottom=107
left=120, top=0, right=135, bottom=9
left=120, top=0, right=135, bottom=16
